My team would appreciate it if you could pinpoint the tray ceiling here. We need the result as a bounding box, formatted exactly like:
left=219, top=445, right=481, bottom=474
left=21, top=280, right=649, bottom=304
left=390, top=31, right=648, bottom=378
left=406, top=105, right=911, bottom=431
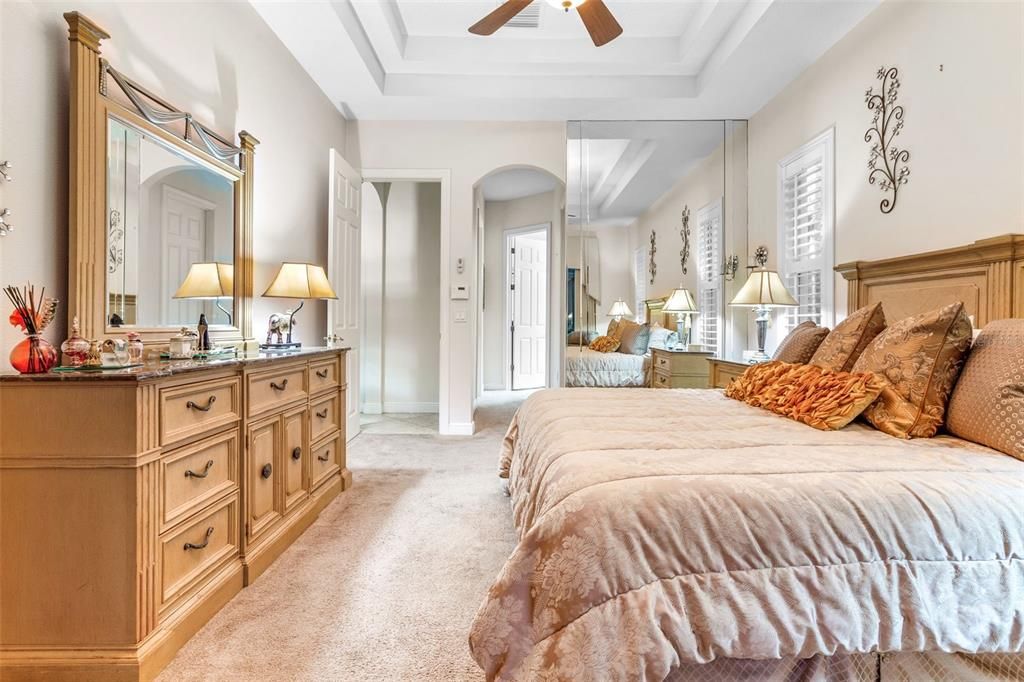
left=252, top=0, right=880, bottom=120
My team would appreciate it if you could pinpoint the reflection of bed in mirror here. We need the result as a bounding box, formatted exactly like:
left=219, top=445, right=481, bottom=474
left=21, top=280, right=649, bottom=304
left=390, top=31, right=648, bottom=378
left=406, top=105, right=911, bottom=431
left=564, top=297, right=674, bottom=388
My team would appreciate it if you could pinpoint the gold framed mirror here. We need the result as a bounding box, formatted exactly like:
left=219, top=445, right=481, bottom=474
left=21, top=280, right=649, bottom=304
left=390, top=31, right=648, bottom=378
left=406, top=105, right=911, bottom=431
left=65, top=12, right=258, bottom=350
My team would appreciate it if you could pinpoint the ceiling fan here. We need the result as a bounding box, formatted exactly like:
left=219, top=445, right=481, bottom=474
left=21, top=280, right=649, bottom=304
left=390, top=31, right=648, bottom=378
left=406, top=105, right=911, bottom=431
left=469, top=0, right=623, bottom=47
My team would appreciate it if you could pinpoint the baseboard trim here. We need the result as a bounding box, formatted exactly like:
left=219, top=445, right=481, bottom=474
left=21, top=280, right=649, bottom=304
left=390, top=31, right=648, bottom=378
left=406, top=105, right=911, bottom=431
left=361, top=402, right=383, bottom=415
left=443, top=421, right=475, bottom=436
left=382, top=402, right=439, bottom=413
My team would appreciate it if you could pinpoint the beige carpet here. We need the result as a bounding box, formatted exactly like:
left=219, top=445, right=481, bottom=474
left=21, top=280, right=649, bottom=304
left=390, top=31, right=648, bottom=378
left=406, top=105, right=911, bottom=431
left=158, top=392, right=523, bottom=682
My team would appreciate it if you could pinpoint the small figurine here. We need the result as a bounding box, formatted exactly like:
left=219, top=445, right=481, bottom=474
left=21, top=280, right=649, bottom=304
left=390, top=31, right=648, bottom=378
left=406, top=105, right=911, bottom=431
left=197, top=313, right=210, bottom=351
left=85, top=339, right=102, bottom=367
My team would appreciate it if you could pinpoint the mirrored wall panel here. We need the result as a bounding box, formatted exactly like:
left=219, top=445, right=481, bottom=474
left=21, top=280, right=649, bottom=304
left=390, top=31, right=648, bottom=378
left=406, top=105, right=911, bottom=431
left=565, top=120, right=748, bottom=388
left=106, top=117, right=236, bottom=328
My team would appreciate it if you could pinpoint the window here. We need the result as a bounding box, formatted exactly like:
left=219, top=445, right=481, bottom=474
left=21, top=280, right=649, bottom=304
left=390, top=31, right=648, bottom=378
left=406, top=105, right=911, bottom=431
left=696, top=199, right=723, bottom=355
left=633, top=247, right=646, bottom=323
left=777, top=129, right=835, bottom=332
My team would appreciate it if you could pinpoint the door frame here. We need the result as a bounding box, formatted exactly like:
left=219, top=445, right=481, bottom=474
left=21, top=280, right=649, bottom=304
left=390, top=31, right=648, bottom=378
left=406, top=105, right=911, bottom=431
left=503, top=223, right=550, bottom=391
left=360, top=169, right=452, bottom=434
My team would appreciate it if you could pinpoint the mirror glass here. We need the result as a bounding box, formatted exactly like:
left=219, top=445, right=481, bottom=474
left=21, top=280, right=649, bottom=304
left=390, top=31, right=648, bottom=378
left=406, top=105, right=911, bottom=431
left=564, top=120, right=748, bottom=387
left=106, top=116, right=236, bottom=328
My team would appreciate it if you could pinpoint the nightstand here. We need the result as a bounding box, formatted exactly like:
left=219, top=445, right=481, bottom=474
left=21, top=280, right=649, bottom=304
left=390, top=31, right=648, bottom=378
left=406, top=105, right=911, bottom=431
left=651, top=347, right=714, bottom=388
left=707, top=358, right=754, bottom=389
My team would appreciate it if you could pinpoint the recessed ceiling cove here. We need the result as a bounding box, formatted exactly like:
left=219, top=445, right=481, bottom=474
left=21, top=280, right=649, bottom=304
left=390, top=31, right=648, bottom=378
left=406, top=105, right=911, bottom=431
left=251, top=0, right=880, bottom=121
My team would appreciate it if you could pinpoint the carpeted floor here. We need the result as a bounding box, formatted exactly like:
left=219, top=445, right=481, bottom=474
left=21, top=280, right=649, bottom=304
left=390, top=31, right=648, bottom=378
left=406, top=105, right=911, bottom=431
left=157, top=392, right=524, bottom=681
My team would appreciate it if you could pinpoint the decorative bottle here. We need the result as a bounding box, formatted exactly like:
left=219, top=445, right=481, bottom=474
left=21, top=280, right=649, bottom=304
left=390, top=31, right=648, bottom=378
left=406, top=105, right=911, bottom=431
left=60, top=316, right=90, bottom=367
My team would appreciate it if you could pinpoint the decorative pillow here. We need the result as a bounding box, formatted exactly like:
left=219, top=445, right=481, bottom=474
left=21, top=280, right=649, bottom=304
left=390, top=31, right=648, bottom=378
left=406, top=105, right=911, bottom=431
left=616, top=321, right=652, bottom=355
left=648, top=325, right=679, bottom=350
left=567, top=330, right=597, bottom=346
left=810, top=303, right=886, bottom=372
left=852, top=302, right=973, bottom=439
left=588, top=335, right=621, bottom=353
left=773, top=321, right=830, bottom=364
left=946, top=319, right=1024, bottom=460
left=607, top=318, right=623, bottom=340
left=725, top=361, right=886, bottom=431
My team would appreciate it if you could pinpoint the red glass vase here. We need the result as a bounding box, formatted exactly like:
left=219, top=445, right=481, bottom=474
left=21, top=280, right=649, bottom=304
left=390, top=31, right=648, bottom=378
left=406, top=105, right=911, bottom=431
left=10, top=334, right=59, bottom=374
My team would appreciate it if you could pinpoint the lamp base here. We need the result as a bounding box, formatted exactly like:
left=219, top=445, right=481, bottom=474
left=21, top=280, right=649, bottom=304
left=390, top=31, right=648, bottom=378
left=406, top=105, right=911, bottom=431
left=259, top=342, right=302, bottom=353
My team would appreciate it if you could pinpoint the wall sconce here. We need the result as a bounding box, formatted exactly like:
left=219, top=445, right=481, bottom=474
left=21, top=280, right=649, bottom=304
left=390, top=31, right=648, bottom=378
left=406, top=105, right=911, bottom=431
left=752, top=245, right=769, bottom=268
left=722, top=254, right=739, bottom=281
left=0, top=209, right=12, bottom=237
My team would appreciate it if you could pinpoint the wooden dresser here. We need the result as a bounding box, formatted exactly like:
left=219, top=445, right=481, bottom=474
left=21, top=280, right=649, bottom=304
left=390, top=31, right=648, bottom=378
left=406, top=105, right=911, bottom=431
left=650, top=347, right=713, bottom=388
left=0, top=348, right=350, bottom=681
left=707, top=358, right=752, bottom=388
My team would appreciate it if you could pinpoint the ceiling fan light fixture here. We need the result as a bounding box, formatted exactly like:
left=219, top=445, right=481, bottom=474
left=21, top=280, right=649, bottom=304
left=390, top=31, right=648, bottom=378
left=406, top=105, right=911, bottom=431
left=544, top=0, right=587, bottom=12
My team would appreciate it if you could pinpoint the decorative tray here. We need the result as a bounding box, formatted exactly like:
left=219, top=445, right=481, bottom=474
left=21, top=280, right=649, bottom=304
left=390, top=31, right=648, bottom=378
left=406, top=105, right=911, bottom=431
left=52, top=363, right=144, bottom=372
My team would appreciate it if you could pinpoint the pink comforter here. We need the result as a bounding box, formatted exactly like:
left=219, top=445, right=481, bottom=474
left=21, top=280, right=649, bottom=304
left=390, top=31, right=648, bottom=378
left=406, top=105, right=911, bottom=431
left=469, top=388, right=1024, bottom=681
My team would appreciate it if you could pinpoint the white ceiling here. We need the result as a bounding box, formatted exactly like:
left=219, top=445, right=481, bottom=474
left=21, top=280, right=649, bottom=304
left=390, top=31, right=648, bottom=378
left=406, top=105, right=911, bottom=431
left=480, top=167, right=560, bottom=201
left=251, top=0, right=880, bottom=121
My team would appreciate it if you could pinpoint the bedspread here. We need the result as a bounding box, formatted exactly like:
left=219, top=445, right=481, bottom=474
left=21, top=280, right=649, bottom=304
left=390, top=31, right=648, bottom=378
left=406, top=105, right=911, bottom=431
left=564, top=346, right=650, bottom=387
left=470, top=388, right=1024, bottom=681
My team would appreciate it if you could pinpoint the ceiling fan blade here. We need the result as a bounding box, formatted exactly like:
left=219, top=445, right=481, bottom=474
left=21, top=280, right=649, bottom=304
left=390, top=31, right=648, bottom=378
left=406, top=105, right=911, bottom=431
left=577, top=0, right=622, bottom=47
left=469, top=0, right=535, bottom=36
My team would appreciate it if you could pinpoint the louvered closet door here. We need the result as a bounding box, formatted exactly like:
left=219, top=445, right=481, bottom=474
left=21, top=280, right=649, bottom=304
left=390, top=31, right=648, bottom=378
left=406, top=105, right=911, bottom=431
left=778, top=130, right=834, bottom=332
left=696, top=199, right=723, bottom=356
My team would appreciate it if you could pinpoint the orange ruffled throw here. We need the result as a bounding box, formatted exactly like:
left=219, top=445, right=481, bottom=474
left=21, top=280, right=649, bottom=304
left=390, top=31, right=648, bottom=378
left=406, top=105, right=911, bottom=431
left=725, top=361, right=886, bottom=431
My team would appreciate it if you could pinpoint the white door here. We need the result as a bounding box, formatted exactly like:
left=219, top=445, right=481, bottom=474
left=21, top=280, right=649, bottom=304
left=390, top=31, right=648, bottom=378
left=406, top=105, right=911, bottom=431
left=162, top=186, right=209, bottom=324
left=328, top=149, right=362, bottom=441
left=509, top=230, right=547, bottom=389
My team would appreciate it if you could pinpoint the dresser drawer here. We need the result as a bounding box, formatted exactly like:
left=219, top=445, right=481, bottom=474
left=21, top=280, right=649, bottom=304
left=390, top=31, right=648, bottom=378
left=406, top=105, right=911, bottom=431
left=160, top=377, right=241, bottom=445
left=309, top=357, right=340, bottom=395
left=310, top=433, right=342, bottom=490
left=161, top=430, right=239, bottom=528
left=652, top=369, right=671, bottom=389
left=654, top=352, right=672, bottom=372
left=160, top=495, right=239, bottom=613
left=248, top=365, right=307, bottom=417
left=310, top=392, right=341, bottom=442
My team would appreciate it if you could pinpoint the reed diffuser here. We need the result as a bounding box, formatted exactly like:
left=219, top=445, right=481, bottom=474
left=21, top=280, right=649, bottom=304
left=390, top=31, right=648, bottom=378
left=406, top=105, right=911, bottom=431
left=5, top=283, right=59, bottom=374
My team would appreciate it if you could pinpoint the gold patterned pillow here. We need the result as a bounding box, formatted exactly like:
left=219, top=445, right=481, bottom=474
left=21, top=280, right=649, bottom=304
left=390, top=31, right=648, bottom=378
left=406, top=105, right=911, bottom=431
left=810, top=303, right=886, bottom=372
left=946, top=320, right=1024, bottom=460
left=773, top=321, right=830, bottom=364
left=588, top=335, right=621, bottom=353
left=725, top=361, right=886, bottom=431
left=852, top=302, right=973, bottom=439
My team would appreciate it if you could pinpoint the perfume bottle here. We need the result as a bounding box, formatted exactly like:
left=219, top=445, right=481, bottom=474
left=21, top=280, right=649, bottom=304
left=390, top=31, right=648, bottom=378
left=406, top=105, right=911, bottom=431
left=60, top=316, right=90, bottom=367
left=125, top=332, right=144, bottom=364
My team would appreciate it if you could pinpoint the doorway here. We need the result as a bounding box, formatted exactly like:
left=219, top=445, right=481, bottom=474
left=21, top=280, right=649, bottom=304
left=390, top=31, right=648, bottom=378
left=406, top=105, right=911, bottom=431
left=506, top=226, right=548, bottom=390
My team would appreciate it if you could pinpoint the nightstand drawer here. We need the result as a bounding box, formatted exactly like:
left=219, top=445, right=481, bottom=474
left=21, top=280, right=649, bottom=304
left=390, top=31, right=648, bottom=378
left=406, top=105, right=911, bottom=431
left=654, top=353, right=672, bottom=371
left=653, top=368, right=672, bottom=389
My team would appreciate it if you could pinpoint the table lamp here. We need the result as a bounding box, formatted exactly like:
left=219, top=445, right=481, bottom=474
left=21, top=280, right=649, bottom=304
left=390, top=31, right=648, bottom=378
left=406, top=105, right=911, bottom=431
left=729, top=267, right=797, bottom=362
left=662, top=287, right=698, bottom=349
left=607, top=299, right=632, bottom=321
left=261, top=262, right=337, bottom=349
left=173, top=262, right=234, bottom=324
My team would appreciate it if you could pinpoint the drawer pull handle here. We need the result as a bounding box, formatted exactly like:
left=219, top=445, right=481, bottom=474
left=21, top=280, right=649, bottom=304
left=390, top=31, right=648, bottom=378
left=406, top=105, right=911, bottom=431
left=316, top=409, right=329, bottom=419
left=185, top=460, right=215, bottom=478
left=292, top=446, right=302, bottom=461
left=186, top=395, right=217, bottom=412
left=261, top=463, right=273, bottom=479
left=315, top=369, right=329, bottom=379
left=317, top=450, right=331, bottom=463
left=184, top=526, right=214, bottom=551
left=270, top=378, right=289, bottom=391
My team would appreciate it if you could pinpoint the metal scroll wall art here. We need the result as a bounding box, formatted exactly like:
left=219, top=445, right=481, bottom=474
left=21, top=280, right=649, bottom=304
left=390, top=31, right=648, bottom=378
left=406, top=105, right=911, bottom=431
left=679, top=206, right=690, bottom=276
left=648, top=230, right=657, bottom=285
left=101, top=60, right=243, bottom=167
left=0, top=160, right=11, bottom=237
left=865, top=66, right=910, bottom=214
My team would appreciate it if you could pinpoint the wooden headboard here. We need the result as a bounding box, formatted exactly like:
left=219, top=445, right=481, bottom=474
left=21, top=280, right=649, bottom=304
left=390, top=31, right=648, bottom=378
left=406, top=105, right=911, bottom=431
left=645, top=297, right=671, bottom=327
left=836, top=234, right=1023, bottom=326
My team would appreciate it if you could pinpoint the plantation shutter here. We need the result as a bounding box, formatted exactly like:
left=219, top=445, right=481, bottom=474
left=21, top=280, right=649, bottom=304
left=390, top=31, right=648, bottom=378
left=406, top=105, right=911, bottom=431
left=696, top=200, right=723, bottom=355
left=633, top=247, right=646, bottom=323
left=778, top=130, right=834, bottom=332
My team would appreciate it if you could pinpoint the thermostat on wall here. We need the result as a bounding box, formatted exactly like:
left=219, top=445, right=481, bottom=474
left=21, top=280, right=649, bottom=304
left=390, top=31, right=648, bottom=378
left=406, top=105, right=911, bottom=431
left=450, top=285, right=469, bottom=300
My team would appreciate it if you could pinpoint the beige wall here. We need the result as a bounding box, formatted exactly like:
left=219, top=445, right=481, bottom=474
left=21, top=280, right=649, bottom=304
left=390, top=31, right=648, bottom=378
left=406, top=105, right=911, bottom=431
left=748, top=0, right=1024, bottom=320
left=482, top=190, right=558, bottom=390
left=0, top=1, right=348, bottom=371
left=347, top=121, right=566, bottom=432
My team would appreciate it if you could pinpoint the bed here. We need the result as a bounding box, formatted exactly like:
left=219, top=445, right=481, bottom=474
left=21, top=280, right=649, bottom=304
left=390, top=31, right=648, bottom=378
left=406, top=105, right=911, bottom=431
left=470, top=236, right=1024, bottom=681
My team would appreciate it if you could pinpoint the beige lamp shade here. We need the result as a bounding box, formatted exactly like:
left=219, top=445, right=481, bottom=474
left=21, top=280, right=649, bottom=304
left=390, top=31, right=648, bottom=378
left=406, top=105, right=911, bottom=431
left=173, top=262, right=233, bottom=299
left=663, top=287, right=698, bottom=314
left=607, top=299, right=633, bottom=318
left=262, top=263, right=337, bottom=299
left=729, top=268, right=798, bottom=307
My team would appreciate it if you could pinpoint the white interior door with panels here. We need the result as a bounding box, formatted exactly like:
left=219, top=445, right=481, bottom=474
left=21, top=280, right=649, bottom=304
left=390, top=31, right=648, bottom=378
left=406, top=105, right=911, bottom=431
left=328, top=148, right=362, bottom=441
left=161, top=186, right=214, bottom=324
left=777, top=128, right=835, bottom=345
left=696, top=198, right=724, bottom=356
left=506, top=226, right=548, bottom=390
